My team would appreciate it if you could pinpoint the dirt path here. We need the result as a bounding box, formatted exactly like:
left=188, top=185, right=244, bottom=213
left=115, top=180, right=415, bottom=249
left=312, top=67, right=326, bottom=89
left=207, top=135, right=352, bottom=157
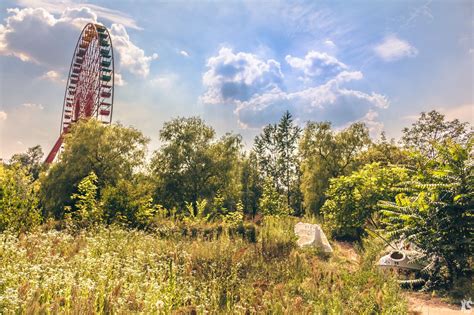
left=407, top=292, right=465, bottom=314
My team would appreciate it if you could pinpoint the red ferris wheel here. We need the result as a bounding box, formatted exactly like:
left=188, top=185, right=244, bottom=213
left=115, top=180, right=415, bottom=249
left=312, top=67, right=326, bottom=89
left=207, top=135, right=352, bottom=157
left=45, top=23, right=114, bottom=163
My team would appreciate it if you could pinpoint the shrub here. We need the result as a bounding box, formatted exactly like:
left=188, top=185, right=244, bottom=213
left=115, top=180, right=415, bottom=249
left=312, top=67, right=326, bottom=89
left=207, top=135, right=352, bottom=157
left=322, top=163, right=408, bottom=239
left=380, top=139, right=473, bottom=292
left=0, top=163, right=41, bottom=232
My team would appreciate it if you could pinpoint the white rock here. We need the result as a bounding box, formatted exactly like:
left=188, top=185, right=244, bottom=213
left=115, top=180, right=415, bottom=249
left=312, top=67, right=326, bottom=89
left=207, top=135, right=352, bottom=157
left=294, top=222, right=333, bottom=253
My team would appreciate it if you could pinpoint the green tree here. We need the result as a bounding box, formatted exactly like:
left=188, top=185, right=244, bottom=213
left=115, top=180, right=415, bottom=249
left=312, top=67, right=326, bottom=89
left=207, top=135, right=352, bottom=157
left=259, top=177, right=290, bottom=216
left=253, top=111, right=301, bottom=213
left=9, top=145, right=44, bottom=180
left=380, top=138, right=473, bottom=290
left=0, top=163, right=41, bottom=232
left=402, top=110, right=470, bottom=157
left=300, top=122, right=370, bottom=215
left=321, top=163, right=409, bottom=239
left=70, top=171, right=102, bottom=226
left=240, top=152, right=262, bottom=217
left=40, top=119, right=149, bottom=219
left=151, top=117, right=242, bottom=216
left=100, top=173, right=156, bottom=227
left=357, top=132, right=408, bottom=166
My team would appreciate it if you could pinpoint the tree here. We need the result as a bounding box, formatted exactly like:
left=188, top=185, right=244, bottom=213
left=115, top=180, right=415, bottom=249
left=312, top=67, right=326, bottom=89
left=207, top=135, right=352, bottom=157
left=321, top=163, right=409, bottom=239
left=40, top=119, right=149, bottom=219
left=9, top=145, right=44, bottom=180
left=253, top=111, right=301, bottom=213
left=300, top=122, right=370, bottom=215
left=100, top=173, right=156, bottom=227
left=151, top=117, right=242, bottom=216
left=0, top=163, right=41, bottom=232
left=259, top=177, right=290, bottom=216
left=380, top=138, right=473, bottom=290
left=240, top=152, right=262, bottom=217
left=357, top=132, right=408, bottom=166
left=402, top=110, right=470, bottom=157
left=69, top=171, right=102, bottom=227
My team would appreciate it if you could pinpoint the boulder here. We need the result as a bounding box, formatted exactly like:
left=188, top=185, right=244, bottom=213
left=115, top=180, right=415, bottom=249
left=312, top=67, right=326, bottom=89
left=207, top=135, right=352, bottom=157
left=294, top=222, right=333, bottom=253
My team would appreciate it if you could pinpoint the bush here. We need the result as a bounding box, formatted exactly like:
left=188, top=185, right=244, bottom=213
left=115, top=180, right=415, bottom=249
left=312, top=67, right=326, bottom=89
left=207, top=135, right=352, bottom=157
left=380, top=139, right=473, bottom=291
left=0, top=163, right=41, bottom=232
left=322, top=163, right=408, bottom=240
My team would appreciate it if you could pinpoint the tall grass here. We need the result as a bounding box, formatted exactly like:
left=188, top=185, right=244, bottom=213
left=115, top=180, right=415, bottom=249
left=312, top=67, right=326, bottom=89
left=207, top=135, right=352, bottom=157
left=0, top=218, right=407, bottom=313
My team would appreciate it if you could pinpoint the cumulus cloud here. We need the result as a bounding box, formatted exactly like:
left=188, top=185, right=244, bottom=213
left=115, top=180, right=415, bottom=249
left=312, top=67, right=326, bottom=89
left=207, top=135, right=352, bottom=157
left=201, top=47, right=283, bottom=104
left=180, top=50, right=189, bottom=57
left=374, top=35, right=418, bottom=61
left=17, top=0, right=141, bottom=30
left=0, top=111, right=7, bottom=121
left=0, top=7, right=155, bottom=77
left=114, top=73, right=126, bottom=86
left=202, top=48, right=389, bottom=130
left=109, top=23, right=158, bottom=77
left=235, top=71, right=388, bottom=128
left=285, top=51, right=347, bottom=77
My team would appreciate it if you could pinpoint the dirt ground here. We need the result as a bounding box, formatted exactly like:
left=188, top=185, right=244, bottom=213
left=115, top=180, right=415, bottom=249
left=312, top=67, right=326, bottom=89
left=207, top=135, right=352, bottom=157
left=407, top=292, right=466, bottom=314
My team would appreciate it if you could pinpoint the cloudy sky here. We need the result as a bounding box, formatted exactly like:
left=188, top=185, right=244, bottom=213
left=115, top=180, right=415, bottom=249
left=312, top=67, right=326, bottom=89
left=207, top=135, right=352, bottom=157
left=0, top=0, right=472, bottom=159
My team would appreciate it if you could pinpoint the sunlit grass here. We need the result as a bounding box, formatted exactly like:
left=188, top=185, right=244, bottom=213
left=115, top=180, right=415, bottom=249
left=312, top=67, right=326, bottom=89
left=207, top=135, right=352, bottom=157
left=0, top=218, right=407, bottom=313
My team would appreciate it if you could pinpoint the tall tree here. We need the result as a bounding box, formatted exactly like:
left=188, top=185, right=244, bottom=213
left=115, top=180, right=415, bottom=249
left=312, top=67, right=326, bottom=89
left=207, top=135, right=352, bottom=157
left=40, top=119, right=149, bottom=219
left=240, top=152, right=262, bottom=217
left=151, top=117, right=242, bottom=216
left=300, top=122, right=370, bottom=215
left=402, top=110, right=470, bottom=157
left=253, top=111, right=301, bottom=213
left=9, top=145, right=44, bottom=180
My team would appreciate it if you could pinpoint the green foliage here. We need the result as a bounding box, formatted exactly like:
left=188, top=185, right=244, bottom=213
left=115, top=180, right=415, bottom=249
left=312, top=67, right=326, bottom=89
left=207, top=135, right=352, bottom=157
left=0, top=163, right=41, bottom=232
left=0, top=220, right=406, bottom=313
left=402, top=110, right=470, bottom=157
left=9, top=145, right=44, bottom=180
left=322, top=163, right=409, bottom=239
left=70, top=172, right=102, bottom=227
left=380, top=139, right=473, bottom=290
left=101, top=175, right=156, bottom=227
left=254, top=111, right=302, bottom=214
left=184, top=199, right=210, bottom=224
left=300, top=121, right=371, bottom=215
left=40, top=119, right=149, bottom=219
left=259, top=178, right=291, bottom=216
left=240, top=152, right=262, bottom=217
left=151, top=117, right=242, bottom=215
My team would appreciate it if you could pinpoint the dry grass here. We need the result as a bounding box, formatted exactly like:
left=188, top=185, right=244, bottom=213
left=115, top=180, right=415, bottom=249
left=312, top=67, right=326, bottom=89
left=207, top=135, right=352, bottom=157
left=0, top=218, right=407, bottom=314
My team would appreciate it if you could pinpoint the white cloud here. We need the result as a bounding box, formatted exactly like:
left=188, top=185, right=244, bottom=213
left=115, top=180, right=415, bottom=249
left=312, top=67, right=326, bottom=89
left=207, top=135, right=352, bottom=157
left=40, top=70, right=63, bottom=83
left=22, top=103, right=44, bottom=110
left=16, top=0, right=141, bottom=30
left=0, top=7, right=96, bottom=67
left=0, top=111, right=7, bottom=121
left=180, top=50, right=189, bottom=57
left=114, top=73, right=126, bottom=86
left=374, top=35, right=418, bottom=61
left=110, top=23, right=158, bottom=77
left=201, top=47, right=283, bottom=104
left=0, top=7, right=155, bottom=78
left=202, top=48, right=388, bottom=130
left=324, top=39, right=336, bottom=48
left=285, top=51, right=347, bottom=77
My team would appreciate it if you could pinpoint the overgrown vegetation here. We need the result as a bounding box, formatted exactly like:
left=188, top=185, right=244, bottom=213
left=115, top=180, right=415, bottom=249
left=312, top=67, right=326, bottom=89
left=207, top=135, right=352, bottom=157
left=1, top=109, right=472, bottom=309
left=0, top=220, right=407, bottom=313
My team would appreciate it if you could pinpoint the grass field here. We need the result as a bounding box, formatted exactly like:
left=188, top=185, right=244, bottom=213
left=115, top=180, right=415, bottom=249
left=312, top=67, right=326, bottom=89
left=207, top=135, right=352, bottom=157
left=0, top=217, right=407, bottom=314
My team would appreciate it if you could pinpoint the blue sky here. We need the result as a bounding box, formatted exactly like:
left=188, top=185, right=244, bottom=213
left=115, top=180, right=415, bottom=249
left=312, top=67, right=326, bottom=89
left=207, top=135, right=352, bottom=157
left=0, top=0, right=472, bottom=159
